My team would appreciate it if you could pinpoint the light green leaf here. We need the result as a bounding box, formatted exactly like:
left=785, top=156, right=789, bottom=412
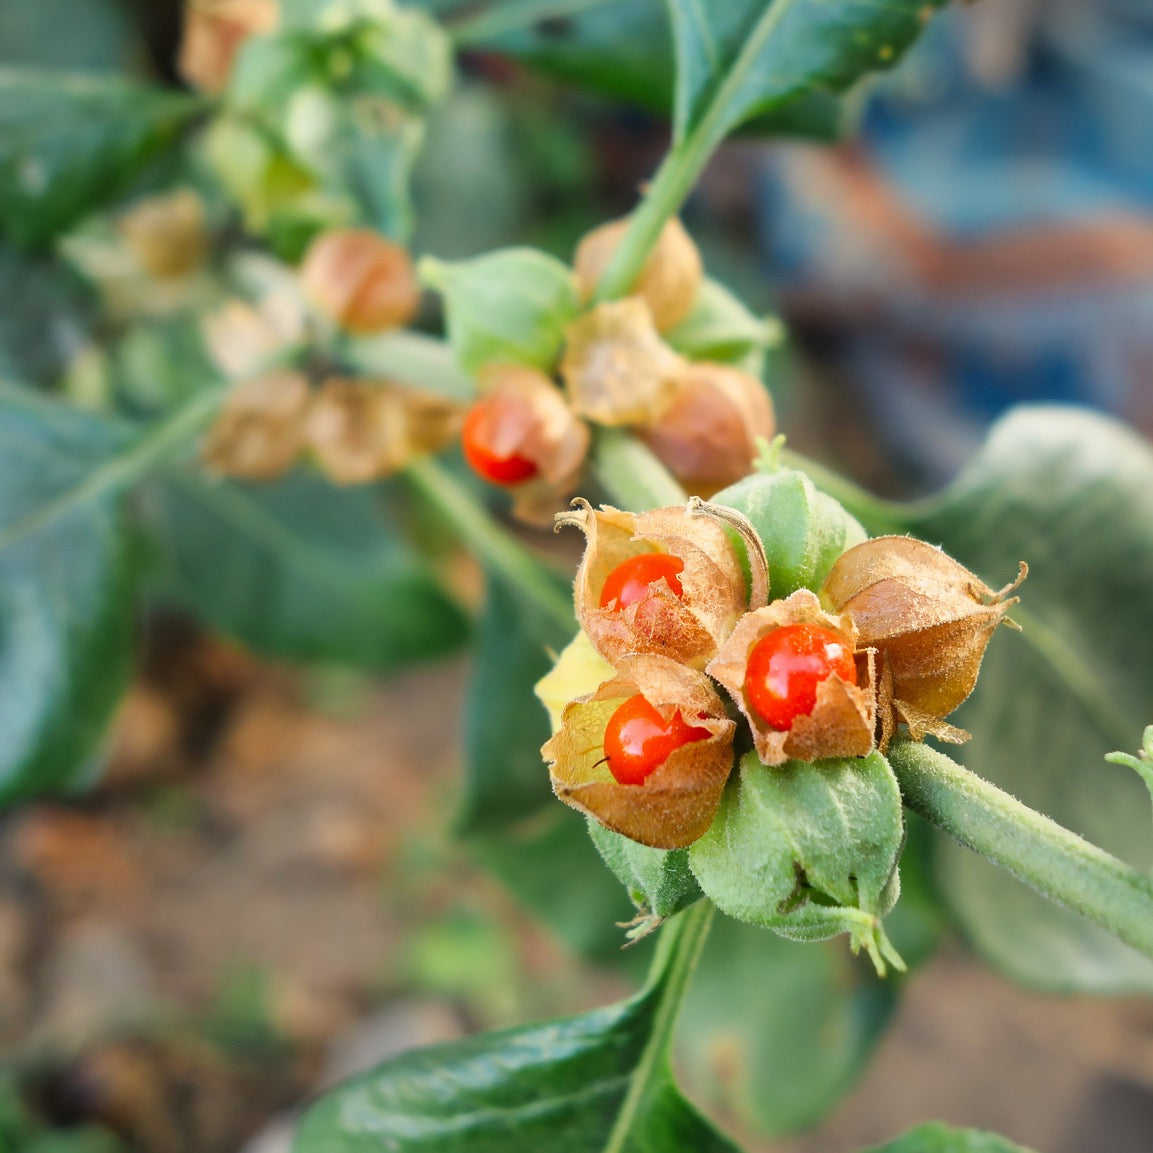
left=663, top=278, right=782, bottom=376
left=589, top=821, right=703, bottom=927
left=141, top=468, right=468, bottom=671
left=894, top=407, right=1153, bottom=992
left=344, top=329, right=475, bottom=402
left=863, top=1122, right=1035, bottom=1153
left=420, top=248, right=582, bottom=375
left=294, top=904, right=740, bottom=1153
left=0, top=69, right=202, bottom=248
left=0, top=385, right=140, bottom=804
left=690, top=750, right=905, bottom=974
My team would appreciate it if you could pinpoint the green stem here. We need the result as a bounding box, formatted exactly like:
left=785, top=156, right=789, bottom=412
left=777, top=447, right=913, bottom=536
left=888, top=740, right=1153, bottom=962
left=590, top=428, right=687, bottom=511
left=603, top=901, right=715, bottom=1153
left=403, top=456, right=575, bottom=632
left=0, top=386, right=226, bottom=558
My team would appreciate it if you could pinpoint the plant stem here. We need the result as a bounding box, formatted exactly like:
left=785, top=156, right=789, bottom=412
left=0, top=386, right=226, bottom=557
left=603, top=901, right=715, bottom=1153
left=590, top=428, right=687, bottom=511
left=888, top=740, right=1153, bottom=961
left=403, top=456, right=575, bottom=632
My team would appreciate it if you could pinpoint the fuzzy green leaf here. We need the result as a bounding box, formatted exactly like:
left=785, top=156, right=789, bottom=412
left=0, top=385, right=140, bottom=804
left=142, top=469, right=468, bottom=671
left=863, top=1122, right=1034, bottom=1152
left=589, top=821, right=703, bottom=926
left=0, top=69, right=201, bottom=248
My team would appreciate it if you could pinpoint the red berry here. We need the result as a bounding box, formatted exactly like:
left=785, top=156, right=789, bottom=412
left=744, top=623, right=857, bottom=731
left=461, top=400, right=539, bottom=484
left=599, top=552, right=686, bottom=610
left=602, top=693, right=711, bottom=785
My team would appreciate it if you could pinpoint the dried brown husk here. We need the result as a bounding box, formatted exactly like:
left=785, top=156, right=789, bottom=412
left=558, top=501, right=755, bottom=670
left=638, top=362, right=776, bottom=493
left=202, top=371, right=310, bottom=480
left=573, top=217, right=703, bottom=332
left=822, top=536, right=1025, bottom=743
left=179, top=0, right=278, bottom=94
left=299, top=229, right=420, bottom=335
left=543, top=655, right=735, bottom=849
left=470, top=365, right=591, bottom=526
left=707, top=589, right=878, bottom=766
left=560, top=299, right=685, bottom=426
left=305, top=377, right=463, bottom=485
left=118, top=189, right=207, bottom=281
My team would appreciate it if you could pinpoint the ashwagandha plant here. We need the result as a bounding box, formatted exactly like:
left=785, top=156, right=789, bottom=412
left=5, top=3, right=1153, bottom=1151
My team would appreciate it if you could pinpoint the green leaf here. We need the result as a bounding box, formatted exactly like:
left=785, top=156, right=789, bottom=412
left=894, top=407, right=1153, bottom=992
left=666, top=0, right=946, bottom=148
left=344, top=329, right=475, bottom=403
left=0, top=69, right=202, bottom=249
left=690, top=750, right=905, bottom=974
left=457, top=570, right=572, bottom=833
left=589, top=821, right=703, bottom=926
left=141, top=468, right=468, bottom=671
left=0, top=385, right=140, bottom=804
left=713, top=466, right=867, bottom=599
left=294, top=903, right=740, bottom=1153
left=420, top=248, right=582, bottom=375
left=862, top=1122, right=1035, bottom=1153
left=663, top=278, right=782, bottom=376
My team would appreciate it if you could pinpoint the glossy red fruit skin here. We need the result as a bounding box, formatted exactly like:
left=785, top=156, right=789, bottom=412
left=744, top=623, right=857, bottom=731
left=602, top=693, right=711, bottom=785
left=461, top=402, right=539, bottom=484
left=598, top=553, right=686, bottom=610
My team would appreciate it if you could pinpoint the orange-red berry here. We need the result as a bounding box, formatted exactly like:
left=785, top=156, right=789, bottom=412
left=461, top=400, right=540, bottom=484
left=602, top=693, right=711, bottom=785
left=598, top=553, right=685, bottom=610
left=744, top=623, right=857, bottom=731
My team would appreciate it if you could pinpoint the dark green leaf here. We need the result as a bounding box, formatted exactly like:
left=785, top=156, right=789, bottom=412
left=690, top=750, right=904, bottom=973
left=0, top=385, right=140, bottom=804
left=0, top=69, right=202, bottom=249
left=457, top=570, right=572, bottom=832
left=666, top=0, right=946, bottom=147
left=895, top=407, right=1153, bottom=992
left=862, top=1122, right=1034, bottom=1153
left=141, top=468, right=468, bottom=671
left=0, top=0, right=142, bottom=73
left=294, top=905, right=740, bottom=1153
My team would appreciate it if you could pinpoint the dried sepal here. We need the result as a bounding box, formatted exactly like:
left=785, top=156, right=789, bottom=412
left=300, top=229, right=420, bottom=335
left=305, top=377, right=462, bottom=485
left=573, top=217, right=703, bottom=332
left=557, top=500, right=751, bottom=670
left=706, top=589, right=878, bottom=766
left=560, top=299, right=685, bottom=426
left=822, top=536, right=1026, bottom=743
left=179, top=0, right=278, bottom=94
left=473, top=365, right=591, bottom=526
left=202, top=371, right=310, bottom=480
left=542, top=655, right=735, bottom=849
left=118, top=189, right=207, bottom=281
left=638, top=362, right=775, bottom=493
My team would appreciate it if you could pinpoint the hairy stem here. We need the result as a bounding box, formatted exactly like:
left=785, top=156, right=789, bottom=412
left=404, top=456, right=575, bottom=632
left=888, top=740, right=1153, bottom=961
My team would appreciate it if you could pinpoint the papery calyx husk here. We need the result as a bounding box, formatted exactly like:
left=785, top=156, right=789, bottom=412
left=118, top=189, right=207, bottom=281
left=707, top=589, right=880, bottom=766
left=542, top=655, right=735, bottom=850
left=179, top=0, right=279, bottom=94
left=305, top=377, right=462, bottom=485
left=821, top=536, right=1026, bottom=743
left=638, top=362, right=776, bottom=494
left=557, top=500, right=761, bottom=670
left=573, top=216, right=703, bottom=332
left=560, top=299, right=685, bottom=426
left=299, top=229, right=420, bottom=335
left=473, top=364, right=591, bottom=526
left=202, top=371, right=311, bottom=480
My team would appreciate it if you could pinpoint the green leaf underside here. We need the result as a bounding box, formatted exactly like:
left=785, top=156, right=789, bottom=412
left=0, top=387, right=139, bottom=803
left=0, top=68, right=201, bottom=248
left=294, top=904, right=739, bottom=1153
left=863, top=1122, right=1035, bottom=1153
left=142, top=469, right=468, bottom=671
left=458, top=570, right=574, bottom=833
left=896, top=407, right=1153, bottom=992
left=589, top=822, right=702, bottom=923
